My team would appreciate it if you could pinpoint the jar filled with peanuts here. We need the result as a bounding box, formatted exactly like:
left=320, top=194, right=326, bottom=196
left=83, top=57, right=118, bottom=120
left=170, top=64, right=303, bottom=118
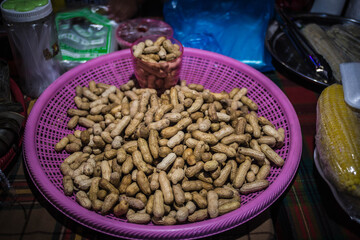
left=131, top=35, right=183, bottom=93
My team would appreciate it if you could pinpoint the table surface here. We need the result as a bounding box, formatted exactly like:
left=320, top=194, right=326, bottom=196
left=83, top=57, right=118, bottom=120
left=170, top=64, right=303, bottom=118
left=0, top=70, right=359, bottom=240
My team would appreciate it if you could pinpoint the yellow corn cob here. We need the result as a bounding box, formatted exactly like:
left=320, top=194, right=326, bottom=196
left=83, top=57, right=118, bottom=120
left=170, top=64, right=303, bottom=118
left=316, top=84, right=360, bottom=197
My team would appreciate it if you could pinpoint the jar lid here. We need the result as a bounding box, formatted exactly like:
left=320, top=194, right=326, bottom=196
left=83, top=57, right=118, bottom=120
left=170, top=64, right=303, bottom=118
left=1, top=0, right=52, bottom=22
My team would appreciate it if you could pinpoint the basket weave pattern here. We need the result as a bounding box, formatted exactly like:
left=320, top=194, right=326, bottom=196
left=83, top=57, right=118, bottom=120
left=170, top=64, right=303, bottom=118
left=23, top=48, right=302, bottom=239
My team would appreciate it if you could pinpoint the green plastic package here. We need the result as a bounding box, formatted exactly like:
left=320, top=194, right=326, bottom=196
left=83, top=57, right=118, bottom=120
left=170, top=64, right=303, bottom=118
left=55, top=8, right=117, bottom=72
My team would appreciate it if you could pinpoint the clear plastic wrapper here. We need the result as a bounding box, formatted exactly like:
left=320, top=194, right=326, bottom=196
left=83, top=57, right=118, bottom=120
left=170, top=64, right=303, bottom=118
left=315, top=84, right=360, bottom=223
left=55, top=7, right=117, bottom=72
left=163, top=0, right=274, bottom=72
left=1, top=0, right=61, bottom=98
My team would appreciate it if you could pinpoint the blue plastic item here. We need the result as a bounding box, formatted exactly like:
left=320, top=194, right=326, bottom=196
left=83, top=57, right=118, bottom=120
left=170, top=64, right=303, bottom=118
left=163, top=0, right=274, bottom=72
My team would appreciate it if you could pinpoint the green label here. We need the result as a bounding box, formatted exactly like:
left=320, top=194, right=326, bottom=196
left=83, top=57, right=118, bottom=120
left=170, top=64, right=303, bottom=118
left=55, top=8, right=113, bottom=62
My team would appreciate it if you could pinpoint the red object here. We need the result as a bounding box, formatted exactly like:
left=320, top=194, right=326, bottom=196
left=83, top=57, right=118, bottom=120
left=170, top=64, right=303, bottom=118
left=276, top=0, right=314, bottom=12
left=116, top=18, right=173, bottom=49
left=0, top=78, right=27, bottom=170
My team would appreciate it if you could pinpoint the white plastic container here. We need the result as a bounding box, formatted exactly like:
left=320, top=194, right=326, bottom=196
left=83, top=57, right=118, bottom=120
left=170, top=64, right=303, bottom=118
left=340, top=62, right=360, bottom=110
left=1, top=0, right=61, bottom=98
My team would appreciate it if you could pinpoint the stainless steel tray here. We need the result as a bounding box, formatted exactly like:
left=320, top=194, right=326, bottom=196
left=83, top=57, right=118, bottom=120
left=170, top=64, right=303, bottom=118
left=265, top=13, right=360, bottom=89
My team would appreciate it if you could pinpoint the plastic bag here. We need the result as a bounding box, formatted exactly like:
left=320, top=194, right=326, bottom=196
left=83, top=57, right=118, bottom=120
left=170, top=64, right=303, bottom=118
left=55, top=7, right=117, bottom=72
left=163, top=0, right=274, bottom=72
left=314, top=84, right=360, bottom=223
left=3, top=14, right=61, bottom=98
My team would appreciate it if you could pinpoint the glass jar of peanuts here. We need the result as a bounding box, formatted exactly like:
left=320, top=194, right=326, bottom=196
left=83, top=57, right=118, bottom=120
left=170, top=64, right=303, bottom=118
left=131, top=35, right=183, bottom=93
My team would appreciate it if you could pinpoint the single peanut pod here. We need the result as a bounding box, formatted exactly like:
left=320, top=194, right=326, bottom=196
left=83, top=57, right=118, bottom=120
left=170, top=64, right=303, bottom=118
left=203, top=160, right=219, bottom=172
left=213, top=125, right=234, bottom=140
left=154, top=36, right=166, bottom=46
left=148, top=119, right=171, bottom=131
left=143, top=45, right=160, bottom=54
left=158, top=46, right=167, bottom=59
left=192, top=192, right=207, bottom=209
left=232, top=88, right=247, bottom=101
left=133, top=42, right=145, bottom=57
left=212, top=91, right=229, bottom=101
left=207, top=190, right=219, bottom=218
left=262, top=125, right=281, bottom=141
left=145, top=194, right=154, bottom=215
left=97, top=189, right=107, bottom=201
left=125, top=112, right=144, bottom=137
left=173, top=184, right=186, bottom=206
left=257, top=136, right=276, bottom=148
left=213, top=163, right=232, bottom=187
left=122, top=155, right=134, bottom=175
left=173, top=144, right=185, bottom=156
left=129, top=99, right=140, bottom=118
left=114, top=199, right=129, bottom=217
left=214, top=187, right=234, bottom=199
left=167, top=131, right=185, bottom=148
left=153, top=190, right=166, bottom=218
left=119, top=174, right=132, bottom=194
left=88, top=177, right=101, bottom=201
left=126, top=196, right=145, bottom=210
left=176, top=206, right=189, bottom=223
left=237, top=147, right=265, bottom=162
left=101, top=160, right=111, bottom=181
left=67, top=116, right=79, bottom=130
left=101, top=192, right=118, bottom=215
left=233, top=159, right=252, bottom=188
left=159, top=146, right=172, bottom=158
left=185, top=161, right=204, bottom=178
left=65, top=142, right=81, bottom=153
left=256, top=163, right=271, bottom=180
left=221, top=134, right=250, bottom=145
left=159, top=171, right=174, bottom=205
left=137, top=138, right=153, bottom=164
left=241, top=95, right=258, bottom=111
left=78, top=117, right=95, bottom=128
left=218, top=200, right=240, bottom=215
left=148, top=129, right=159, bottom=159
left=100, top=178, right=119, bottom=194
left=246, top=113, right=261, bottom=138
left=212, top=153, right=227, bottom=164
left=67, top=108, right=89, bottom=117
left=239, top=179, right=269, bottom=194
left=63, top=175, right=74, bottom=196
left=193, top=140, right=205, bottom=161
left=127, top=212, right=151, bottom=224
left=150, top=171, right=160, bottom=191
left=91, top=199, right=104, bottom=212
left=188, top=209, right=208, bottom=222
left=192, top=130, right=218, bottom=145
left=110, top=115, right=131, bottom=138
left=76, top=191, right=92, bottom=209
left=136, top=170, right=151, bottom=195
left=246, top=170, right=256, bottom=183
left=154, top=104, right=173, bottom=121
left=152, top=215, right=177, bottom=225
left=260, top=144, right=284, bottom=167
left=182, top=180, right=203, bottom=191
left=126, top=182, right=140, bottom=196
left=228, top=160, right=237, bottom=183
left=170, top=167, right=185, bottom=185
left=132, top=150, right=149, bottom=173
left=55, top=136, right=70, bottom=152
left=211, top=143, right=236, bottom=158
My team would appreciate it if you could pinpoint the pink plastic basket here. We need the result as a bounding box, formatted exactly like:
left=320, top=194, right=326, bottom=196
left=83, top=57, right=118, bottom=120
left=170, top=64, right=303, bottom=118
left=23, top=48, right=302, bottom=239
